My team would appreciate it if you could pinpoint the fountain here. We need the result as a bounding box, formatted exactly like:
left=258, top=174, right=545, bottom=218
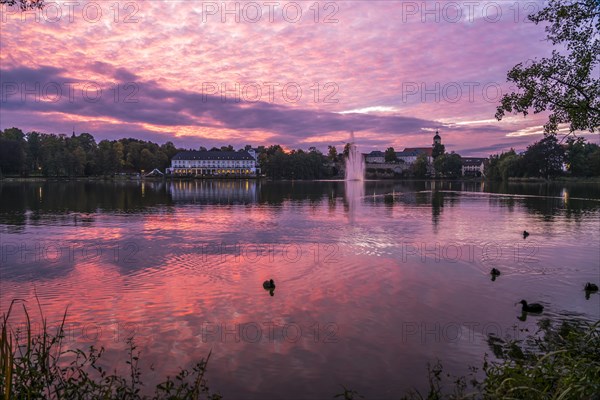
left=345, top=131, right=365, bottom=181
left=344, top=131, right=365, bottom=224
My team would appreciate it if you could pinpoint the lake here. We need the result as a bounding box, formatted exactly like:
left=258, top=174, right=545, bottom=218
left=1, top=180, right=599, bottom=399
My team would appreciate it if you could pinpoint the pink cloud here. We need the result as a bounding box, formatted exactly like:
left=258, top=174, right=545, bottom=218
left=3, top=0, right=593, bottom=156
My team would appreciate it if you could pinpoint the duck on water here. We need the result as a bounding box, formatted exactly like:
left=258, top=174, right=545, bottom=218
left=263, top=279, right=276, bottom=290
left=517, top=300, right=544, bottom=313
left=584, top=282, right=599, bottom=292
left=263, top=279, right=276, bottom=296
left=584, top=282, right=598, bottom=299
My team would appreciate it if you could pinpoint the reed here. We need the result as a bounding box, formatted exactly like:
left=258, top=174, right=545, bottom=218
left=0, top=297, right=221, bottom=400
left=3, top=296, right=598, bottom=399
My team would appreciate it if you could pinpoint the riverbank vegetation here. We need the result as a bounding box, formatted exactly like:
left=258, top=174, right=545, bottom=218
left=398, top=319, right=600, bottom=400
left=0, top=300, right=222, bottom=400
left=0, top=128, right=339, bottom=180
left=0, top=128, right=178, bottom=178
left=2, top=299, right=599, bottom=399
left=2, top=127, right=600, bottom=182
left=486, top=136, right=600, bottom=181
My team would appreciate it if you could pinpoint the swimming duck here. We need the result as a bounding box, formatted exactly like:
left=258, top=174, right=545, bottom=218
left=517, top=300, right=544, bottom=313
left=523, top=230, right=529, bottom=238
left=263, top=279, right=276, bottom=290
left=584, top=282, right=599, bottom=292
left=490, top=268, right=501, bottom=281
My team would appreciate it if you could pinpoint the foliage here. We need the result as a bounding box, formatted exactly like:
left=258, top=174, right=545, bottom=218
left=0, top=128, right=179, bottom=177
left=496, top=0, right=600, bottom=133
left=521, top=134, right=565, bottom=178
left=0, top=127, right=339, bottom=179
left=2, top=298, right=599, bottom=399
left=384, top=147, right=397, bottom=163
left=482, top=319, right=600, bottom=399
left=258, top=145, right=333, bottom=180
left=328, top=145, right=338, bottom=161
left=399, top=320, right=600, bottom=400
left=0, top=299, right=222, bottom=400
left=485, top=133, right=584, bottom=180
left=411, top=153, right=429, bottom=178
left=485, top=149, right=518, bottom=181
left=343, top=143, right=351, bottom=158
left=433, top=153, right=462, bottom=178
left=432, top=143, right=445, bottom=160
left=0, top=138, right=25, bottom=176
left=3, top=126, right=594, bottom=180
left=564, top=137, right=600, bottom=176
left=0, top=0, right=43, bottom=10
left=497, top=153, right=522, bottom=181
left=334, top=385, right=364, bottom=400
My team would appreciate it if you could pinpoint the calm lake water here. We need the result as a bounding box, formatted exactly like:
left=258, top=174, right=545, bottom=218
left=1, top=180, right=599, bottom=399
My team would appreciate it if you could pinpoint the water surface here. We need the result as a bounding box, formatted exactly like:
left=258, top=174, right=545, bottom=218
left=1, top=180, right=599, bottom=399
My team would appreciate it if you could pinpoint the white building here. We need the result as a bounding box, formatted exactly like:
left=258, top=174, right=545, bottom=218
left=366, top=131, right=441, bottom=165
left=365, top=151, right=385, bottom=163
left=396, top=131, right=440, bottom=164
left=395, top=148, right=434, bottom=164
left=461, top=157, right=487, bottom=177
left=166, top=150, right=259, bottom=176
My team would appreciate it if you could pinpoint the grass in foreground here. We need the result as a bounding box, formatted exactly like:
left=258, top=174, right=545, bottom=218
left=2, top=298, right=599, bottom=399
left=398, top=318, right=600, bottom=400
left=0, top=299, right=221, bottom=400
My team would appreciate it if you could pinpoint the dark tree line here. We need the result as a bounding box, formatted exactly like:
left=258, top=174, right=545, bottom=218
left=486, top=135, right=600, bottom=180
left=0, top=128, right=179, bottom=177
left=0, top=127, right=339, bottom=179
left=257, top=145, right=336, bottom=180
left=6, top=127, right=595, bottom=181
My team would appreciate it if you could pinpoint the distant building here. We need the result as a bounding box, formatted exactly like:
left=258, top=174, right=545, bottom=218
left=246, top=148, right=257, bottom=160
left=362, top=131, right=491, bottom=178
left=166, top=150, right=259, bottom=176
left=394, top=130, right=441, bottom=164
left=462, top=157, right=487, bottom=177
left=144, top=168, right=164, bottom=177
left=365, top=131, right=441, bottom=165
left=365, top=151, right=385, bottom=163
left=396, top=147, right=434, bottom=164
left=433, top=130, right=441, bottom=146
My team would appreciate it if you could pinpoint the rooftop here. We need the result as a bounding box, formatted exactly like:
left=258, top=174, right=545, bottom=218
left=398, top=148, right=433, bottom=157
left=462, top=157, right=488, bottom=165
left=172, top=150, right=255, bottom=161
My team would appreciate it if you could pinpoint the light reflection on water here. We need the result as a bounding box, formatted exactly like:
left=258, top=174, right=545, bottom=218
left=1, top=180, right=599, bottom=399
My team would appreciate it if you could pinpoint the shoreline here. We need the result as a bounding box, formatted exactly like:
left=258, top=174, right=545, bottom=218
left=2, top=176, right=600, bottom=184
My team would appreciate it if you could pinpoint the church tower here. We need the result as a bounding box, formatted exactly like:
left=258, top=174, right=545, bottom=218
left=433, top=129, right=441, bottom=146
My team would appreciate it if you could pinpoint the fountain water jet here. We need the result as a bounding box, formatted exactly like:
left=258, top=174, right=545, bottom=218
left=345, top=131, right=365, bottom=181
left=344, top=131, right=365, bottom=224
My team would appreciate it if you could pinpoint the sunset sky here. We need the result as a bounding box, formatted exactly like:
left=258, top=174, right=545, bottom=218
left=1, top=0, right=596, bottom=155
